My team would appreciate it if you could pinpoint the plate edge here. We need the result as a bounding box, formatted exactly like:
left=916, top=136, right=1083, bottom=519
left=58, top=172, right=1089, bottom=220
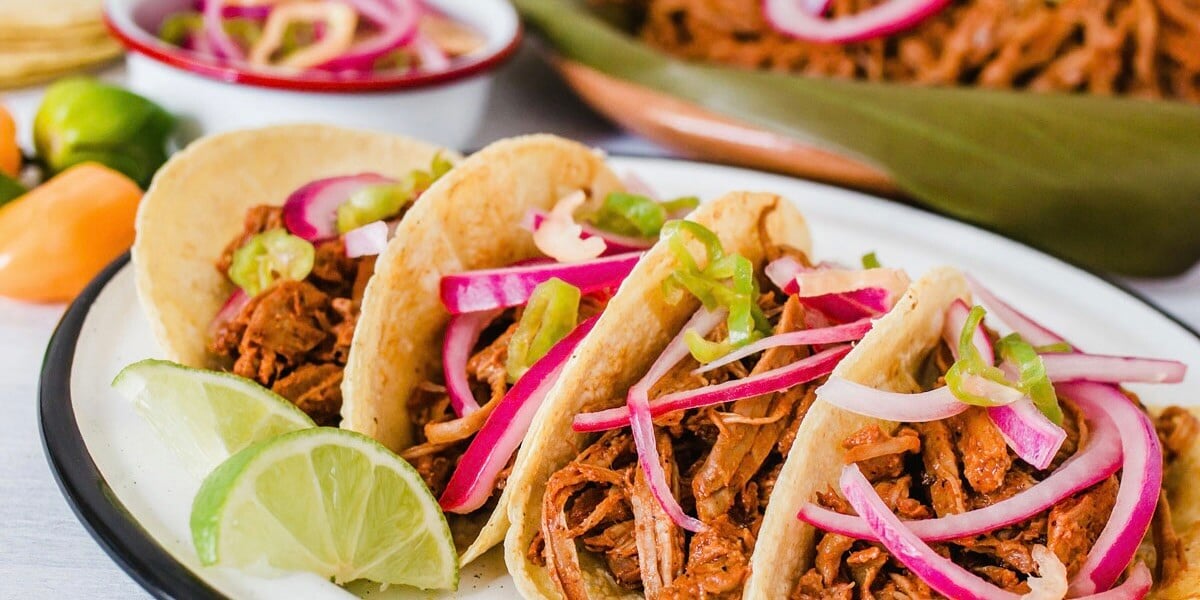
left=38, top=252, right=227, bottom=600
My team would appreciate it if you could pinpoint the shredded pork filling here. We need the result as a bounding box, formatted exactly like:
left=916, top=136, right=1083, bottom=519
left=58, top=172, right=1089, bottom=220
left=792, top=342, right=1199, bottom=599
left=534, top=280, right=829, bottom=599
left=209, top=205, right=376, bottom=425
left=608, top=0, right=1200, bottom=102
left=399, top=295, right=609, bottom=533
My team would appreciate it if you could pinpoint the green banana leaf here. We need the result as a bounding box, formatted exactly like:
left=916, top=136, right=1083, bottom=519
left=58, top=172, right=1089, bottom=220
left=514, top=0, right=1200, bottom=276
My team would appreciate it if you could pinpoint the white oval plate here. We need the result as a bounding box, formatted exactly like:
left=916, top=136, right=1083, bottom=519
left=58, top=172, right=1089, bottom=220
left=41, top=156, right=1200, bottom=599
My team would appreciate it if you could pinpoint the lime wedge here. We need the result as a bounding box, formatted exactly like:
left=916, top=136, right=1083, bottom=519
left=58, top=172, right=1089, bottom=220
left=112, top=359, right=315, bottom=473
left=190, top=428, right=458, bottom=590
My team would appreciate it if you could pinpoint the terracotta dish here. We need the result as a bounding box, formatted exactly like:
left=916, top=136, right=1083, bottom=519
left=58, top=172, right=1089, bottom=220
left=553, top=58, right=898, bottom=196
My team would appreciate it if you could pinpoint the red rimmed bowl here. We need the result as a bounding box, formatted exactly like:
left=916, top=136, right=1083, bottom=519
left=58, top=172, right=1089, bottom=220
left=104, top=0, right=521, bottom=146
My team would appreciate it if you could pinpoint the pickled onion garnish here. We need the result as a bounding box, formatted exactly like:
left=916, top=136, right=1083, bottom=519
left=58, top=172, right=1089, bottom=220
left=442, top=309, right=503, bottom=417
left=815, top=377, right=978, bottom=422
left=530, top=191, right=607, bottom=263
left=839, top=464, right=1022, bottom=599
left=319, top=0, right=420, bottom=72
left=343, top=220, right=388, bottom=258
left=764, top=255, right=804, bottom=294
left=943, top=300, right=1066, bottom=467
left=798, top=390, right=1121, bottom=540
left=794, top=267, right=910, bottom=302
left=692, top=317, right=871, bottom=374
left=574, top=344, right=851, bottom=432
left=629, top=308, right=726, bottom=532
left=412, top=31, right=451, bottom=72
left=440, top=252, right=641, bottom=314
left=208, top=288, right=250, bottom=340
left=943, top=299, right=993, bottom=361
left=988, top=397, right=1065, bottom=470
left=439, top=316, right=598, bottom=513
left=965, top=274, right=1066, bottom=346
left=764, top=257, right=907, bottom=321
left=282, top=173, right=394, bottom=242
left=764, top=0, right=953, bottom=43
left=524, top=210, right=654, bottom=254
left=202, top=0, right=246, bottom=60
left=1060, top=382, right=1163, bottom=596
left=249, top=2, right=358, bottom=69
left=1040, top=353, right=1186, bottom=384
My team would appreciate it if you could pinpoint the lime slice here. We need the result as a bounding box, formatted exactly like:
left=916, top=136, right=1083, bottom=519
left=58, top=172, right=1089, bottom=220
left=190, top=428, right=458, bottom=590
left=112, top=359, right=315, bottom=473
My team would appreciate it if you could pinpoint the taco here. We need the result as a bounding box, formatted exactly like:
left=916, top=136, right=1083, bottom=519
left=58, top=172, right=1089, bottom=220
left=341, top=134, right=713, bottom=564
left=504, top=192, right=915, bottom=598
left=755, top=267, right=1198, bottom=599
left=134, top=124, right=457, bottom=427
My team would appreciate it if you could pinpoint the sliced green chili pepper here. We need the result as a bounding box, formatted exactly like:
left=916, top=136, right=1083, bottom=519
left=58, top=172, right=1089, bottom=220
left=861, top=251, right=881, bottom=269
left=589, top=192, right=702, bottom=238
left=946, top=305, right=1020, bottom=407
left=506, top=278, right=581, bottom=383
left=335, top=153, right=453, bottom=233
left=997, top=333, right=1064, bottom=425
left=228, top=228, right=315, bottom=296
left=660, top=220, right=770, bottom=363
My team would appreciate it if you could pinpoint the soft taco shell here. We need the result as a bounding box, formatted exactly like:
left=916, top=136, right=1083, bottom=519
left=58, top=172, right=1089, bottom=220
left=503, top=192, right=813, bottom=599
left=746, top=266, right=967, bottom=599
left=340, top=134, right=624, bottom=564
left=749, top=267, right=1200, bottom=598
left=134, top=124, right=456, bottom=370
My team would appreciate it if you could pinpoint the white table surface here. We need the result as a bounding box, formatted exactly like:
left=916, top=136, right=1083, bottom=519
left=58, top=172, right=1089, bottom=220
left=2, top=45, right=1198, bottom=599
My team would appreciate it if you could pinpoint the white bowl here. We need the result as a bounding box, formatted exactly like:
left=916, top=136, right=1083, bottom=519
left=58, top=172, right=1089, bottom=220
left=104, top=0, right=521, bottom=148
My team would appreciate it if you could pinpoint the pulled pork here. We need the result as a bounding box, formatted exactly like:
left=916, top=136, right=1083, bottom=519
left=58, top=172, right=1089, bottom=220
left=402, top=296, right=609, bottom=513
left=794, top=344, right=1200, bottom=599
left=537, top=286, right=828, bottom=599
left=208, top=205, right=375, bottom=425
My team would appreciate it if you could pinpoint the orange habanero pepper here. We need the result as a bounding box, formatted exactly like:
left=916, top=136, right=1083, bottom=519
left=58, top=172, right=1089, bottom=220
left=0, top=163, right=141, bottom=302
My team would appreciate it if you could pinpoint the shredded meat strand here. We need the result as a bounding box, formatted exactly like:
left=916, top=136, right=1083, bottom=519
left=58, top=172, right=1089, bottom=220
left=614, top=0, right=1200, bottom=102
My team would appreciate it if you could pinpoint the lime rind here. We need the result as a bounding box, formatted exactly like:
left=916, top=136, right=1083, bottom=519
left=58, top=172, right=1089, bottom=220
left=190, top=428, right=459, bottom=591
left=112, top=359, right=315, bottom=472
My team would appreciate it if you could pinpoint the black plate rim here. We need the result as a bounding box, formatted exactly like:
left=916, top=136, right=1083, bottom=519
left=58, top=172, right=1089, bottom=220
left=38, top=157, right=1200, bottom=600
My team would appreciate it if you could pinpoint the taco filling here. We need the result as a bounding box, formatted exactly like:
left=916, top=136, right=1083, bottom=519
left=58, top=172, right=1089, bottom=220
left=208, top=156, right=452, bottom=424
left=795, top=281, right=1196, bottom=598
left=530, top=223, right=911, bottom=598
left=393, top=187, right=701, bottom=549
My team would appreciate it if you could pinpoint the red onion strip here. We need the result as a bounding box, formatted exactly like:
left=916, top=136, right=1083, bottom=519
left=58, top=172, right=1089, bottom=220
left=442, top=309, right=503, bottom=417
left=629, top=308, right=726, bottom=532
left=343, top=220, right=389, bottom=258
left=1060, top=381, right=1163, bottom=596
left=839, top=464, right=1022, bottom=599
left=943, top=299, right=1066, bottom=468
left=1041, top=352, right=1186, bottom=384
left=798, top=390, right=1121, bottom=540
left=574, top=344, right=851, bottom=432
left=202, top=0, right=246, bottom=60
left=282, top=173, right=395, bottom=242
left=523, top=210, right=655, bottom=254
left=439, top=316, right=598, bottom=513
left=764, top=0, right=954, bottom=44
left=815, top=377, right=972, bottom=422
left=319, top=0, right=420, bottom=72
left=692, top=318, right=871, bottom=374
left=440, top=252, right=642, bottom=314
left=965, top=274, right=1065, bottom=346
left=208, top=288, right=250, bottom=340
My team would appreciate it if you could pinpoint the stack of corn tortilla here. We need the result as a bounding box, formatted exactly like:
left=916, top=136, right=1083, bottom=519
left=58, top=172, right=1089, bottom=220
left=0, top=0, right=122, bottom=89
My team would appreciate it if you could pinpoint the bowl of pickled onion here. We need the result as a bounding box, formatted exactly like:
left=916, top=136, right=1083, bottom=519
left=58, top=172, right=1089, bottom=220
left=104, top=0, right=521, bottom=147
